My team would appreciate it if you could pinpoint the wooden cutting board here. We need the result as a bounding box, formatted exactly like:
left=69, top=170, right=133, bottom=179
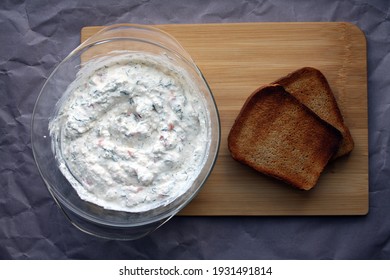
left=81, top=22, right=368, bottom=215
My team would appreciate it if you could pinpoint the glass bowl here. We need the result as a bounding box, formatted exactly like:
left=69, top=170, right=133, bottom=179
left=31, top=24, right=220, bottom=240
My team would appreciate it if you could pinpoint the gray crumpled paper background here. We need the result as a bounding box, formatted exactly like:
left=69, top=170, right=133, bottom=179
left=1, top=0, right=390, bottom=259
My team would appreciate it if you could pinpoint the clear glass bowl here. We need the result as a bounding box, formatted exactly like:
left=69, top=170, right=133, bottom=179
left=31, top=24, right=220, bottom=240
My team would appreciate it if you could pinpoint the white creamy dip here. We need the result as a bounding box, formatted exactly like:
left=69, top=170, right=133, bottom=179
left=49, top=52, right=209, bottom=212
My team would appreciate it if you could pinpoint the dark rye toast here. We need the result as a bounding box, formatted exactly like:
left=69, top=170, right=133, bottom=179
left=227, top=85, right=342, bottom=190
left=273, top=67, right=354, bottom=159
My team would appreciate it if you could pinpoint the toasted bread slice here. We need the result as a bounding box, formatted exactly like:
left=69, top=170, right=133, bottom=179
left=273, top=67, right=354, bottom=159
left=228, top=85, right=342, bottom=190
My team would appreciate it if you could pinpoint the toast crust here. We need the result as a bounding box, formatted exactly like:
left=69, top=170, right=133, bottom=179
left=228, top=85, right=342, bottom=190
left=273, top=67, right=354, bottom=158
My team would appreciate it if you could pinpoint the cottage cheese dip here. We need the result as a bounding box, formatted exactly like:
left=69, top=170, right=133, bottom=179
left=49, top=52, right=210, bottom=212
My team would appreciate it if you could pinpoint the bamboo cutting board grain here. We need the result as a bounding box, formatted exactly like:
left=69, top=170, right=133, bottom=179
left=81, top=22, right=368, bottom=215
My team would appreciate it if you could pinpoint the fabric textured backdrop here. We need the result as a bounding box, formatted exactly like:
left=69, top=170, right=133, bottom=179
left=1, top=0, right=389, bottom=259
